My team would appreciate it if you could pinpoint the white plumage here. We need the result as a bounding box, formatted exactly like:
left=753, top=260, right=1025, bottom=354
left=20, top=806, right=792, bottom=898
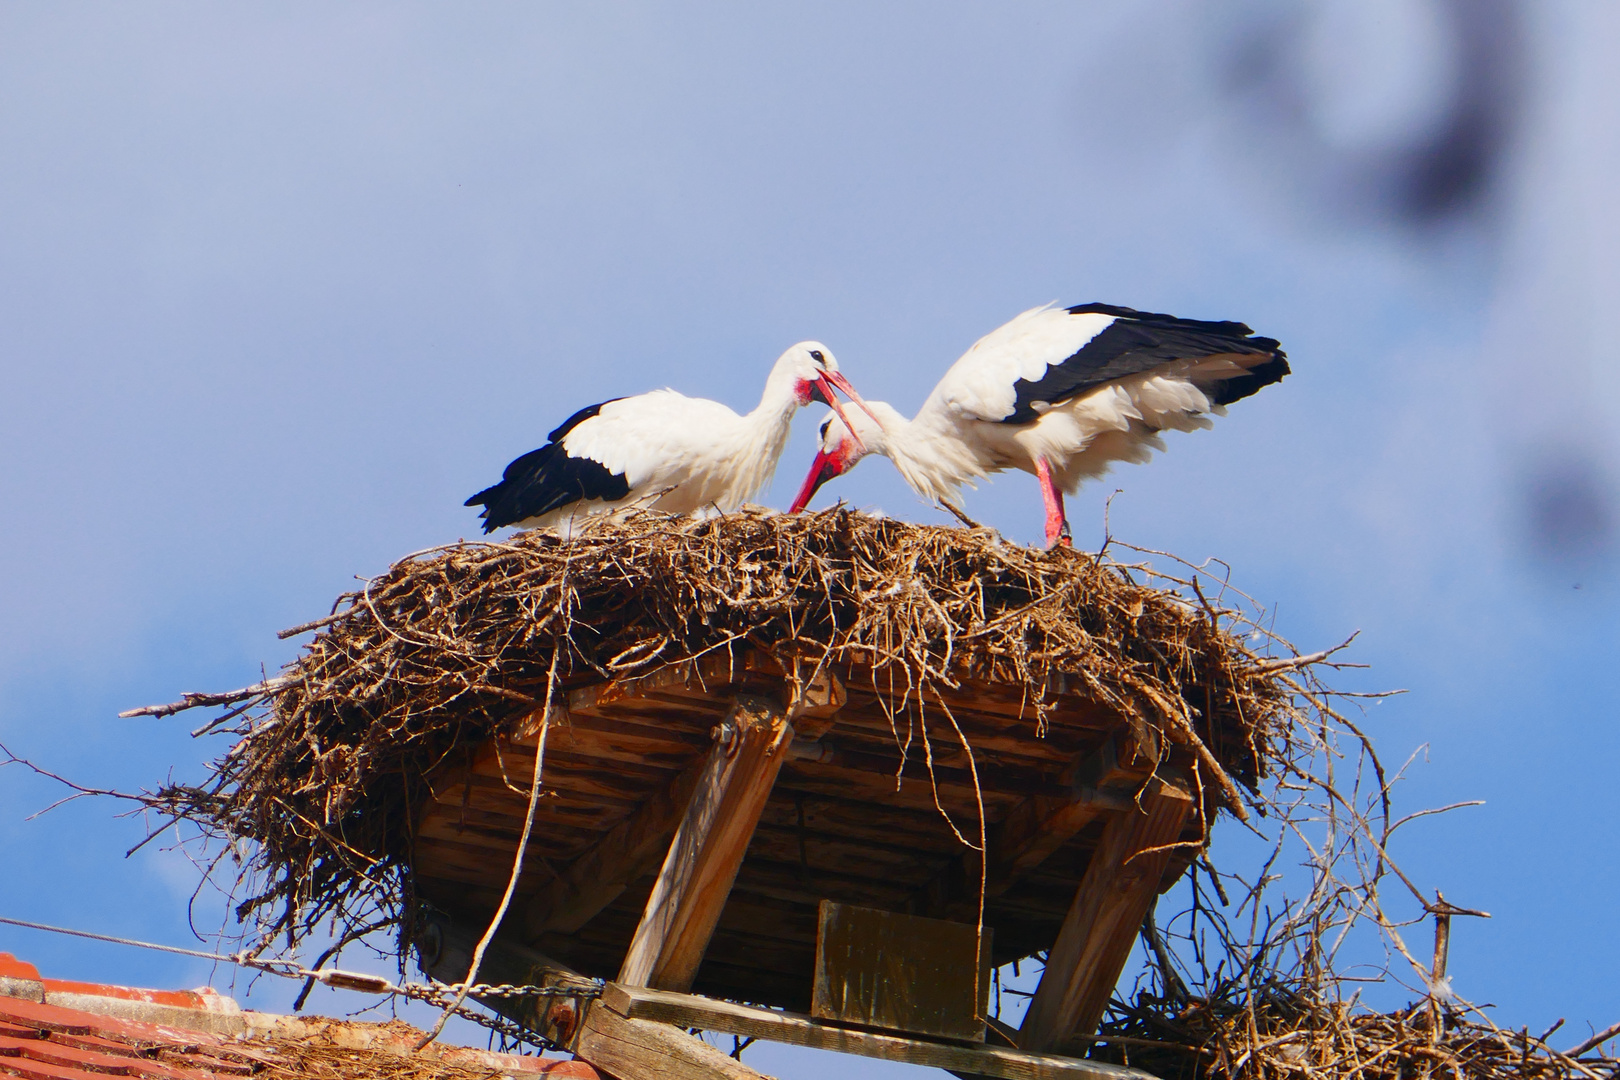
left=468, top=342, right=876, bottom=534
left=789, top=303, right=1289, bottom=546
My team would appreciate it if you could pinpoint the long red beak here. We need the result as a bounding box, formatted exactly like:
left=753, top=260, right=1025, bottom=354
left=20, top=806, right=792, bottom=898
left=813, top=371, right=882, bottom=454
left=789, top=448, right=838, bottom=514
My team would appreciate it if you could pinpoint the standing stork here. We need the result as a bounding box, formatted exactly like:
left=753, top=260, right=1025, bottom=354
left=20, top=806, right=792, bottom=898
left=468, top=342, right=877, bottom=533
left=788, top=303, right=1289, bottom=546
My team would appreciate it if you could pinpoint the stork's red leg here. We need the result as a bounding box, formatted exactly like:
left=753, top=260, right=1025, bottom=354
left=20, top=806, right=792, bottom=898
left=1034, top=457, right=1072, bottom=548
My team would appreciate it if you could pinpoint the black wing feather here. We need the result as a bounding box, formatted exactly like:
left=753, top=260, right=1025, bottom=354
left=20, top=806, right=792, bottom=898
left=464, top=399, right=632, bottom=533
left=1001, top=304, right=1288, bottom=425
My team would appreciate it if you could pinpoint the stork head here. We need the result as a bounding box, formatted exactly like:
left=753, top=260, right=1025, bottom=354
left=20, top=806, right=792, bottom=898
left=788, top=403, right=896, bottom=513
left=775, top=341, right=882, bottom=453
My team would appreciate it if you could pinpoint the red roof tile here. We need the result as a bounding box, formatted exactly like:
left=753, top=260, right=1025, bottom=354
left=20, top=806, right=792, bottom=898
left=0, top=954, right=599, bottom=1080
left=0, top=1053, right=116, bottom=1080
left=0, top=960, right=40, bottom=986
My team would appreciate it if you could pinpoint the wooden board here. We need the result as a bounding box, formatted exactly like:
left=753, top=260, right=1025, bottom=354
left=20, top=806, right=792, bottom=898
left=575, top=1003, right=767, bottom=1080
left=812, top=901, right=991, bottom=1042
left=598, top=983, right=1159, bottom=1080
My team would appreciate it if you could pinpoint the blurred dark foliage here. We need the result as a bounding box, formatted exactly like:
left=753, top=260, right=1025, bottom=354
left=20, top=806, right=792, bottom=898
left=1221, top=0, right=1524, bottom=227
left=1523, top=450, right=1617, bottom=566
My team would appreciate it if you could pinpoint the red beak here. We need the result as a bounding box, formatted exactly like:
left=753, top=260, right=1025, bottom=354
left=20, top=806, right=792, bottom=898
left=789, top=448, right=839, bottom=514
left=813, top=371, right=882, bottom=454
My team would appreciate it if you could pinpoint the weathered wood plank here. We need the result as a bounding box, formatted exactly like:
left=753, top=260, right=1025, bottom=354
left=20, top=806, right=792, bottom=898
left=757, top=790, right=965, bottom=850
left=411, top=836, right=564, bottom=888
left=523, top=748, right=682, bottom=789
left=984, top=734, right=1154, bottom=886
left=531, top=727, right=701, bottom=771
left=410, top=824, right=592, bottom=869
left=745, top=820, right=951, bottom=878
left=449, top=776, right=643, bottom=818
left=776, top=759, right=1024, bottom=818
left=522, top=744, right=716, bottom=940
left=813, top=901, right=990, bottom=1041
left=784, top=665, right=846, bottom=739
left=912, top=735, right=1165, bottom=923
left=574, top=1001, right=767, bottom=1080
left=725, top=860, right=920, bottom=910
left=823, top=711, right=1090, bottom=768
left=707, top=894, right=822, bottom=945
left=1018, top=782, right=1195, bottom=1053
left=565, top=653, right=745, bottom=715
left=551, top=710, right=717, bottom=749
left=429, top=754, right=670, bottom=809
left=618, top=696, right=795, bottom=991
left=600, top=983, right=1158, bottom=1080
left=840, top=683, right=1121, bottom=733
left=797, top=742, right=1074, bottom=801
left=417, top=796, right=626, bottom=838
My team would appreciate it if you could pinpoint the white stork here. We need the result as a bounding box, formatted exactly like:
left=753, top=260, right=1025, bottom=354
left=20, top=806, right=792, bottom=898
left=468, top=342, right=878, bottom=533
left=788, top=303, right=1289, bottom=546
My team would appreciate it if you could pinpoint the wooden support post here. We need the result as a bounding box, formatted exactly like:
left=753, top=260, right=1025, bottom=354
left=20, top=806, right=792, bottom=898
left=523, top=753, right=712, bottom=941
left=1018, top=780, right=1195, bottom=1054
left=618, top=696, right=794, bottom=992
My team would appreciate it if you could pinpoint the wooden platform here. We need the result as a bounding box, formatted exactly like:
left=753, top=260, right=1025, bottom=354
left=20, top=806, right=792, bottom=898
left=410, top=648, right=1208, bottom=1069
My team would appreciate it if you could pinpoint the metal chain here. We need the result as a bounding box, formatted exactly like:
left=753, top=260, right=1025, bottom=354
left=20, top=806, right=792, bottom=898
left=397, top=980, right=603, bottom=1054
left=418, top=996, right=560, bottom=1052
left=400, top=981, right=602, bottom=1001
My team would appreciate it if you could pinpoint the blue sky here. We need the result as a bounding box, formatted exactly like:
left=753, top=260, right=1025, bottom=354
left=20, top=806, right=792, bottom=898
left=2, top=3, right=1616, bottom=1075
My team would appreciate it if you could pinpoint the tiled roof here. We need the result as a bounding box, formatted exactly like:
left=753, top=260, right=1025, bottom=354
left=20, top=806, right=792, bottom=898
left=0, top=954, right=596, bottom=1080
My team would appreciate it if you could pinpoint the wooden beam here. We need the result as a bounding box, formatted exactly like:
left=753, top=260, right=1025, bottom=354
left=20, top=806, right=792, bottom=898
left=574, top=1001, right=767, bottom=1080
left=561, top=654, right=742, bottom=717
left=913, top=736, right=1150, bottom=921
left=618, top=696, right=795, bottom=991
left=991, top=736, right=1139, bottom=888
left=784, top=664, right=846, bottom=739
left=1017, top=781, right=1195, bottom=1054
left=522, top=750, right=713, bottom=940
left=599, top=983, right=1158, bottom=1080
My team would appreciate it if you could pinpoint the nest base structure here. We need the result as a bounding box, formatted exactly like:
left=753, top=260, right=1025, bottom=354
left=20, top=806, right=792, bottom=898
left=411, top=645, right=1205, bottom=1079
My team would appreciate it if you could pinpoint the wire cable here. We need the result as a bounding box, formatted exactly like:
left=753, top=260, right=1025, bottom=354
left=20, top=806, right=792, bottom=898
left=0, top=911, right=600, bottom=1053
left=0, top=913, right=289, bottom=968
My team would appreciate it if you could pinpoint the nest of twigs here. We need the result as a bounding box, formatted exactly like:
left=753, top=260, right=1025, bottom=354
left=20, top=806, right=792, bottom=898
left=138, top=508, right=1300, bottom=956
left=1089, top=986, right=1619, bottom=1080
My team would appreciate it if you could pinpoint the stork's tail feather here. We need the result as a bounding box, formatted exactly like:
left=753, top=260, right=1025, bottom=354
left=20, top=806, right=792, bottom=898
left=463, top=487, right=500, bottom=534
left=1210, top=344, right=1290, bottom=407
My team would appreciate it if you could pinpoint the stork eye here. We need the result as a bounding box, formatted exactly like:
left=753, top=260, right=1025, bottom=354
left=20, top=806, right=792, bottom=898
left=809, top=349, right=825, bottom=363
left=819, top=418, right=832, bottom=440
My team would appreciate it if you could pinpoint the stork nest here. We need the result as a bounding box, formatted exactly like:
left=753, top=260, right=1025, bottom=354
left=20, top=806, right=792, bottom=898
left=141, top=508, right=1306, bottom=955
left=1087, top=986, right=1618, bottom=1080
